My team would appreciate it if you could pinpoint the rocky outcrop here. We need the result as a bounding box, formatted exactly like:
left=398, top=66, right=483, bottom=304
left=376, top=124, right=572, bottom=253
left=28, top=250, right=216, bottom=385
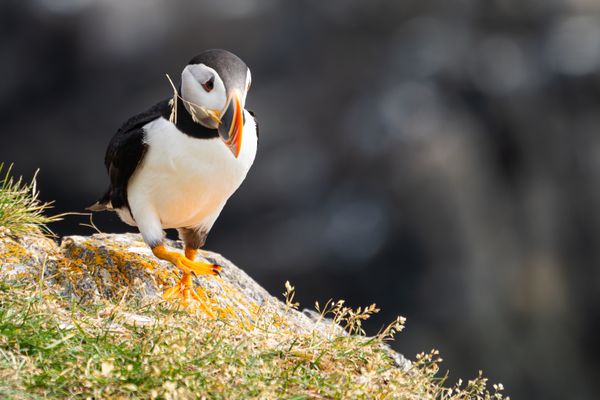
left=0, top=231, right=410, bottom=370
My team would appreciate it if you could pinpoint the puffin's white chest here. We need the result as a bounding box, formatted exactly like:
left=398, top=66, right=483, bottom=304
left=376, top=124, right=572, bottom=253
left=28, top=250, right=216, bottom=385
left=126, top=113, right=257, bottom=229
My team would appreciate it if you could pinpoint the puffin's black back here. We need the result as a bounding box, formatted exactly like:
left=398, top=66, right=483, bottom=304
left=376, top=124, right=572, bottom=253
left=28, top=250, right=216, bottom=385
left=88, top=99, right=171, bottom=212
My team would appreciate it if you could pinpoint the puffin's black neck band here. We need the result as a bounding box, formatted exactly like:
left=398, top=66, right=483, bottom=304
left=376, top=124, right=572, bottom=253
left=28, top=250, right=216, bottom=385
left=174, top=97, right=219, bottom=139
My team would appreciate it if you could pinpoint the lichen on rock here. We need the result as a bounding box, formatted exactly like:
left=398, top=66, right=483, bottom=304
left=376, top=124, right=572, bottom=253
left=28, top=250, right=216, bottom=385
left=0, top=228, right=59, bottom=281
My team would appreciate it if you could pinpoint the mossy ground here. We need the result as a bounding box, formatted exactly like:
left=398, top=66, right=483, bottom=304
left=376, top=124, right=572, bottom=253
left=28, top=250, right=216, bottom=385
left=0, top=279, right=508, bottom=399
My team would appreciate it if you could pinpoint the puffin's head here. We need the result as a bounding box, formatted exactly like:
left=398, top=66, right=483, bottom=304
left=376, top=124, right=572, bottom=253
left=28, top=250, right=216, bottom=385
left=180, top=49, right=251, bottom=157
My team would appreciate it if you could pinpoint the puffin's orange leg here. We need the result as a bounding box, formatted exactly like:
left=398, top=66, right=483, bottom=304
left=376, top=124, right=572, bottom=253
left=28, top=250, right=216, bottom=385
left=184, top=247, right=198, bottom=261
left=152, top=245, right=220, bottom=314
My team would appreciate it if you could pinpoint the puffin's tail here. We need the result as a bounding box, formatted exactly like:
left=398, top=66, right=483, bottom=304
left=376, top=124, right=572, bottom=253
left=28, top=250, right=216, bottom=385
left=86, top=190, right=112, bottom=212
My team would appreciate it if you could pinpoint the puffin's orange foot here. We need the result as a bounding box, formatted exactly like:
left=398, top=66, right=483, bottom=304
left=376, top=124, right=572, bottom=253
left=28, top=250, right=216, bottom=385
left=162, top=274, right=217, bottom=317
left=152, top=245, right=221, bottom=276
left=184, top=257, right=222, bottom=276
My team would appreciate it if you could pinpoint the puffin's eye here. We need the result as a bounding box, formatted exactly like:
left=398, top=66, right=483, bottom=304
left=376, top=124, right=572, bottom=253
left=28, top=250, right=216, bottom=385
left=201, top=77, right=214, bottom=92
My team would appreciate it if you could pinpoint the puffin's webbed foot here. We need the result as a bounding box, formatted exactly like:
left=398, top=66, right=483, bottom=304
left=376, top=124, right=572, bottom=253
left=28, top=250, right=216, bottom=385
left=162, top=272, right=217, bottom=316
left=152, top=245, right=221, bottom=315
left=152, top=245, right=221, bottom=276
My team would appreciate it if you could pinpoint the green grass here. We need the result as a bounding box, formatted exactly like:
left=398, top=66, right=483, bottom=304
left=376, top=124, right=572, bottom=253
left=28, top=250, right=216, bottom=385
left=0, top=280, right=509, bottom=399
left=0, top=163, right=61, bottom=236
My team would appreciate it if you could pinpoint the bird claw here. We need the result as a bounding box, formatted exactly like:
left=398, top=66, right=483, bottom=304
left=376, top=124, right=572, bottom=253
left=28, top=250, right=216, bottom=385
left=178, top=256, right=221, bottom=276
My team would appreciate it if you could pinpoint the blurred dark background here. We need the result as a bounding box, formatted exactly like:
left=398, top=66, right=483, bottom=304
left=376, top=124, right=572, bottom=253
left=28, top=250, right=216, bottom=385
left=2, top=0, right=599, bottom=398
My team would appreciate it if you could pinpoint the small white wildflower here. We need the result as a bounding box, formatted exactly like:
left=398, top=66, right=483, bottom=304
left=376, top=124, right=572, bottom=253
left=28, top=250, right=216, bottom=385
left=163, top=381, right=177, bottom=392
left=100, top=361, right=114, bottom=377
left=285, top=280, right=293, bottom=292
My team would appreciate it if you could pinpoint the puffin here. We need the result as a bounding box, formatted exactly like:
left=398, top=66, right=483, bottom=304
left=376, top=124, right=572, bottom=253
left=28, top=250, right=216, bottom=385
left=88, top=49, right=258, bottom=309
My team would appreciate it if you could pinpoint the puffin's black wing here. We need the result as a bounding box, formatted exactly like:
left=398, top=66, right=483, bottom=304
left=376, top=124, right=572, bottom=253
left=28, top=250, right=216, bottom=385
left=88, top=99, right=171, bottom=212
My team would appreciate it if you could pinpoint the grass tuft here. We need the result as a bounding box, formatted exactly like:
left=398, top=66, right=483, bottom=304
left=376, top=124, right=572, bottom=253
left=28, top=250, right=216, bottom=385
left=0, top=163, right=61, bottom=236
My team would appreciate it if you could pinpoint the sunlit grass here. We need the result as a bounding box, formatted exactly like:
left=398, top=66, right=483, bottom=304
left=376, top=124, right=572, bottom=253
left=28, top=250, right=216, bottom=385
left=0, top=279, right=509, bottom=399
left=0, top=163, right=61, bottom=236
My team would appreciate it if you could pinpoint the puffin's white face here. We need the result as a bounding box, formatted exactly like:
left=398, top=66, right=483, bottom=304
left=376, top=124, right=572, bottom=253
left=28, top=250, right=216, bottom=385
left=180, top=64, right=252, bottom=127
left=181, top=64, right=228, bottom=128
left=179, top=51, right=252, bottom=158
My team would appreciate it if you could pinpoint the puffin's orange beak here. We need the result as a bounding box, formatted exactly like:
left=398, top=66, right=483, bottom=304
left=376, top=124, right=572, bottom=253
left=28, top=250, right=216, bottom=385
left=217, top=94, right=244, bottom=158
